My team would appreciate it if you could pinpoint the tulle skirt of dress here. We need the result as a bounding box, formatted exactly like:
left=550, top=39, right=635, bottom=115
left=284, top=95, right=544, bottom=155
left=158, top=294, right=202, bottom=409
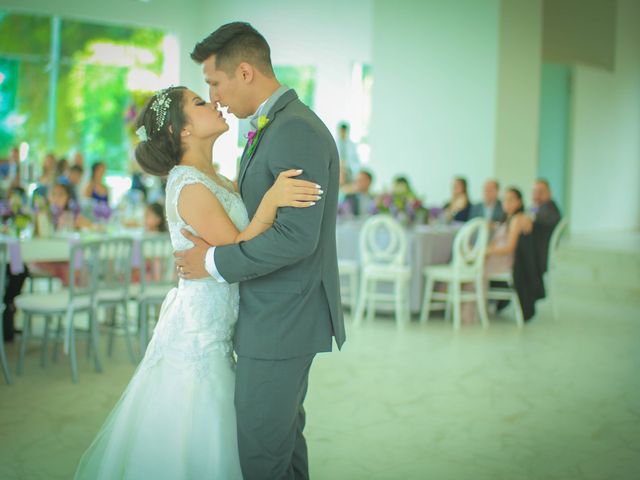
left=74, top=287, right=243, bottom=480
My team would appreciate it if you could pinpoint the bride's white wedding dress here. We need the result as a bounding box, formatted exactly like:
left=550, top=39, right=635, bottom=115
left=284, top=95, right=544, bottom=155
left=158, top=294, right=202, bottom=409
left=75, top=165, right=248, bottom=480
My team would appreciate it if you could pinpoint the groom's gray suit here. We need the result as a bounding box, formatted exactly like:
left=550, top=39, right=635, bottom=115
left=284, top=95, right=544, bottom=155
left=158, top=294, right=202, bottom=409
left=213, top=88, right=345, bottom=479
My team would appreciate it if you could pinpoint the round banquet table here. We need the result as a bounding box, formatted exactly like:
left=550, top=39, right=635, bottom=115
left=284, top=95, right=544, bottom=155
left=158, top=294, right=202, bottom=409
left=336, top=218, right=459, bottom=313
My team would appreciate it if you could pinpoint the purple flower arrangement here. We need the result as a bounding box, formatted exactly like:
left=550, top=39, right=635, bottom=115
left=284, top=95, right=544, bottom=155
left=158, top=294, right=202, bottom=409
left=337, top=198, right=354, bottom=217
left=0, top=200, right=12, bottom=219
left=1, top=192, right=33, bottom=233
left=370, top=193, right=429, bottom=225
left=92, top=200, right=112, bottom=222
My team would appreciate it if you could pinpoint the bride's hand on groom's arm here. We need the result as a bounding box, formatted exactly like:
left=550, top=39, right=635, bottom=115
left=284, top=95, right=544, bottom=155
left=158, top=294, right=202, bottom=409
left=266, top=169, right=322, bottom=209
left=174, top=231, right=210, bottom=280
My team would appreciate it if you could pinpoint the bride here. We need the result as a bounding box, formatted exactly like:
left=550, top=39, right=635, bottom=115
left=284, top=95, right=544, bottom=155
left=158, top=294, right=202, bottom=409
left=74, top=86, right=321, bottom=479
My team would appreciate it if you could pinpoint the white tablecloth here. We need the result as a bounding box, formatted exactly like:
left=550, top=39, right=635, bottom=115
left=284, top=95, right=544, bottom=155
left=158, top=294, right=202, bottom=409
left=336, top=219, right=459, bottom=312
left=1, top=230, right=156, bottom=271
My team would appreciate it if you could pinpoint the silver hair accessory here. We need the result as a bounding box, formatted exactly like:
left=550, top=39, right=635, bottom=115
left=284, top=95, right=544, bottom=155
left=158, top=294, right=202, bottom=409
left=135, top=125, right=148, bottom=142
left=150, top=87, right=172, bottom=131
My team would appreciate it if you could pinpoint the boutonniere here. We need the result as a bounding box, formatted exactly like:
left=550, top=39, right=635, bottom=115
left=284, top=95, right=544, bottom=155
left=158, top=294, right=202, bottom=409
left=245, top=115, right=270, bottom=157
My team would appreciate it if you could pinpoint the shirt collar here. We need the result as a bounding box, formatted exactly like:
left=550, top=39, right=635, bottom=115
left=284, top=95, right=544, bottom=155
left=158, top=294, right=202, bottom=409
left=248, top=85, right=291, bottom=130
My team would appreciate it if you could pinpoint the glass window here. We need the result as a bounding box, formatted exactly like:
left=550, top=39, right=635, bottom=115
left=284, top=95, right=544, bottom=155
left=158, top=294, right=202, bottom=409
left=0, top=9, right=169, bottom=174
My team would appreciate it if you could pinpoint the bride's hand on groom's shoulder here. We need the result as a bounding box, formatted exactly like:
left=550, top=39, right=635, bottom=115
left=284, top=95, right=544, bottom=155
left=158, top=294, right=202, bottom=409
left=267, top=169, right=323, bottom=209
left=174, top=230, right=210, bottom=280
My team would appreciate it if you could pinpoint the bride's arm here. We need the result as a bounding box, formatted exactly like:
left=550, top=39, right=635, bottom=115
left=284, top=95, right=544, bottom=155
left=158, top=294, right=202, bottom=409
left=178, top=170, right=321, bottom=246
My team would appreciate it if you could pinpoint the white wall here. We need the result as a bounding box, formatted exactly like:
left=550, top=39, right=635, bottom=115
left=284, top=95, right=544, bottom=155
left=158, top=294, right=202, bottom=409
left=369, top=0, right=500, bottom=204
left=568, top=0, right=640, bottom=233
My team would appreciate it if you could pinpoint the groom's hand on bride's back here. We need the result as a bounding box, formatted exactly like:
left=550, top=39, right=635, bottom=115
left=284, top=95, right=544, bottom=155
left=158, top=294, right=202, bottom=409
left=174, top=230, right=210, bottom=280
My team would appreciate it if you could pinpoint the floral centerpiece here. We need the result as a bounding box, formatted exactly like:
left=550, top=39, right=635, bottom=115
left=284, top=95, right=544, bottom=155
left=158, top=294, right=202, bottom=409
left=337, top=196, right=355, bottom=217
left=369, top=192, right=429, bottom=225
left=92, top=200, right=113, bottom=223
left=0, top=189, right=33, bottom=235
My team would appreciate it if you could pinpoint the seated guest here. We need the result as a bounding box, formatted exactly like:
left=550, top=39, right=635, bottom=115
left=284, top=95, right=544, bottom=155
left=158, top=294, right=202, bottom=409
left=2, top=184, right=30, bottom=342
left=68, top=165, right=84, bottom=200
left=30, top=183, right=92, bottom=286
left=392, top=175, right=413, bottom=197
left=131, top=171, right=148, bottom=202
left=4, top=146, right=20, bottom=186
left=0, top=157, right=9, bottom=181
left=462, top=188, right=532, bottom=324
left=342, top=169, right=375, bottom=216
left=72, top=151, right=90, bottom=185
left=470, top=179, right=504, bottom=224
left=8, top=147, right=23, bottom=193
left=32, top=153, right=57, bottom=202
left=55, top=158, right=70, bottom=184
left=40, top=152, right=57, bottom=185
left=444, top=176, right=471, bottom=222
left=72, top=151, right=85, bottom=169
left=485, top=188, right=532, bottom=276
left=144, top=202, right=167, bottom=233
left=3, top=264, right=28, bottom=342
left=49, top=182, right=91, bottom=231
left=83, top=161, right=109, bottom=204
left=530, top=179, right=561, bottom=273
left=131, top=203, right=169, bottom=283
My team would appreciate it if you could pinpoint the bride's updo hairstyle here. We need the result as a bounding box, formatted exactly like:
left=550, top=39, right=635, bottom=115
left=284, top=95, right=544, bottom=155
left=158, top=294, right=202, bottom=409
left=135, top=86, right=188, bottom=177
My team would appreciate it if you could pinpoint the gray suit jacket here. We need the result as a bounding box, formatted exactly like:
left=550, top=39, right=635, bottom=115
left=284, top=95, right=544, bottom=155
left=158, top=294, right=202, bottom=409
left=214, top=90, right=345, bottom=360
left=469, top=201, right=505, bottom=223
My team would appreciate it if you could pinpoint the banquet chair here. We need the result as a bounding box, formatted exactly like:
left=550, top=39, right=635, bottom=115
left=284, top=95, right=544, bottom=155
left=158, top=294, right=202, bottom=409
left=419, top=218, right=489, bottom=330
left=16, top=240, right=103, bottom=383
left=26, top=270, right=55, bottom=293
left=136, top=234, right=176, bottom=356
left=95, top=238, right=136, bottom=364
left=0, top=243, right=12, bottom=384
left=545, top=218, right=569, bottom=320
left=353, top=215, right=411, bottom=327
left=338, top=259, right=359, bottom=310
left=486, top=272, right=524, bottom=327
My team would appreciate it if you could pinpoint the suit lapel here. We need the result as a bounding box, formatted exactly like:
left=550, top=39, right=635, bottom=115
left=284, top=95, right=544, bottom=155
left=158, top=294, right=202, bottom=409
left=238, top=90, right=299, bottom=191
left=237, top=141, right=251, bottom=182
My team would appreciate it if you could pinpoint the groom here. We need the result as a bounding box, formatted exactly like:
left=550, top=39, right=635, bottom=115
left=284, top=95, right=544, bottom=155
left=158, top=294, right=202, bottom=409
left=175, top=22, right=345, bottom=479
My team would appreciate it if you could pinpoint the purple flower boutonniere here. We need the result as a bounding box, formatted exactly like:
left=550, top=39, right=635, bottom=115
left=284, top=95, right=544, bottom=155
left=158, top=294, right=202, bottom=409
left=245, top=115, right=270, bottom=158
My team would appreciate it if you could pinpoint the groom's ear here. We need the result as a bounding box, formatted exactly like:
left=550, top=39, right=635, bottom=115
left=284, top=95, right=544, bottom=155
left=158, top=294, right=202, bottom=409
left=238, top=62, right=254, bottom=83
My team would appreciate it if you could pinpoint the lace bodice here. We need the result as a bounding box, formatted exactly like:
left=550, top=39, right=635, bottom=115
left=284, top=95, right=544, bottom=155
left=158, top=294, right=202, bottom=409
left=140, top=165, right=249, bottom=377
left=165, top=165, right=249, bottom=252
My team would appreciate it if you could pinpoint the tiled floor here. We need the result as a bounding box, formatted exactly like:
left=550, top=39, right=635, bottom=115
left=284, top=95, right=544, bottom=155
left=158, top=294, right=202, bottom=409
left=1, top=297, right=639, bottom=480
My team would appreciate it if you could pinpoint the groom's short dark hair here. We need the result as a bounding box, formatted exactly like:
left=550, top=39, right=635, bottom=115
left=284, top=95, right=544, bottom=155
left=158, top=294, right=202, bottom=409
left=191, top=22, right=275, bottom=77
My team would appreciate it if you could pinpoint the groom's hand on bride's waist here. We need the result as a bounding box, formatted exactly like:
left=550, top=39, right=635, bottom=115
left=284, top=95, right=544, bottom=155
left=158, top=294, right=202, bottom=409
left=174, top=229, right=210, bottom=280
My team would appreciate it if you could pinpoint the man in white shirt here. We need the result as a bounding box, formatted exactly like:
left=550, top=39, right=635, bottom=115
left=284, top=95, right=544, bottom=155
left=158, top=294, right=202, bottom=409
left=335, top=122, right=360, bottom=184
